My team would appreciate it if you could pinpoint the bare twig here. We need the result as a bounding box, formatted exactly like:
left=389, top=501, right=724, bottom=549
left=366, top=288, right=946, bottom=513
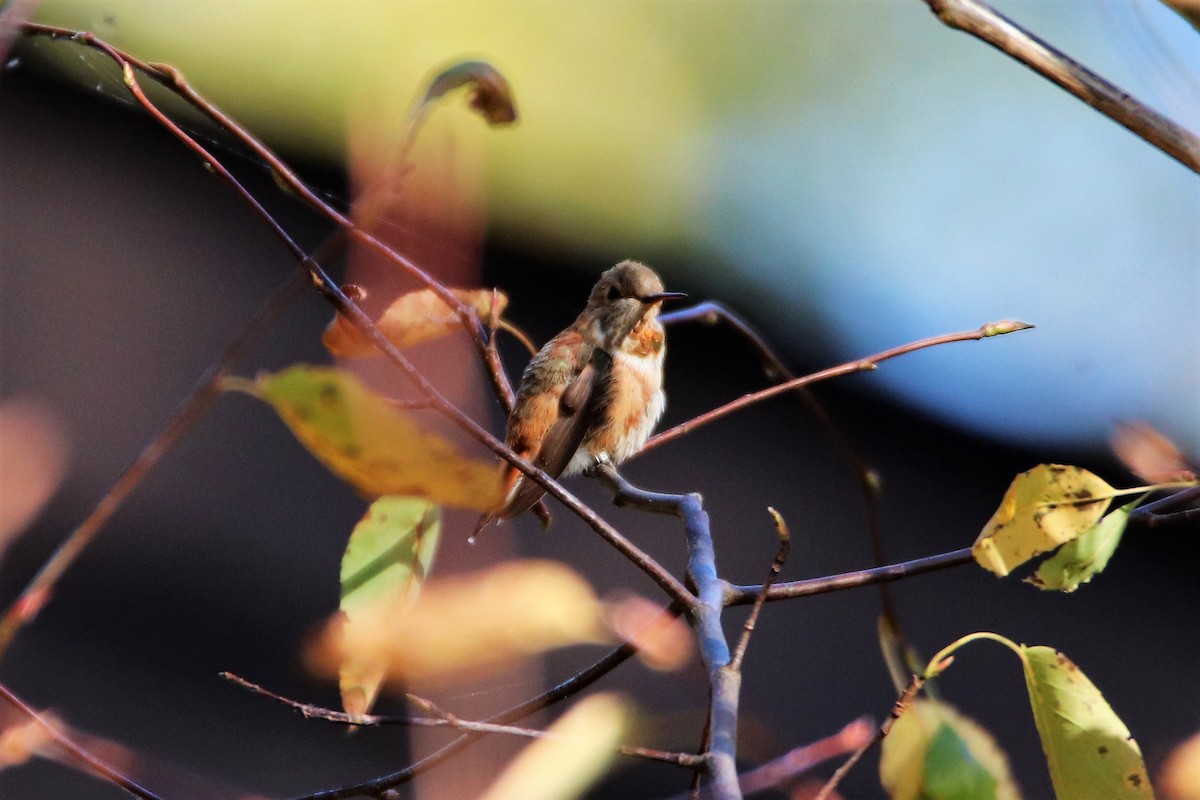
left=644, top=321, right=1032, bottom=452
left=593, top=463, right=741, bottom=800
left=1129, top=486, right=1200, bottom=529
left=923, top=0, right=1200, bottom=174
left=729, top=508, right=790, bottom=673
left=222, top=672, right=702, bottom=768
left=0, top=681, right=166, bottom=800
left=0, top=271, right=308, bottom=659
left=813, top=675, right=924, bottom=800
left=726, top=547, right=975, bottom=606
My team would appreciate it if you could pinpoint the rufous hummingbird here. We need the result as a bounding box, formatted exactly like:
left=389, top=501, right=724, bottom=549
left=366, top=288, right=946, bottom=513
left=495, top=261, right=686, bottom=520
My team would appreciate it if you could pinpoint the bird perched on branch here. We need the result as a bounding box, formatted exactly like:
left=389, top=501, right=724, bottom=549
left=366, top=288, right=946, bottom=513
left=495, top=260, right=686, bottom=520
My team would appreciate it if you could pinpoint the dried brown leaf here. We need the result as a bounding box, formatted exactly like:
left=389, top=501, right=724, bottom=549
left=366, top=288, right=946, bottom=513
left=1112, top=421, right=1195, bottom=483
left=323, top=287, right=508, bottom=358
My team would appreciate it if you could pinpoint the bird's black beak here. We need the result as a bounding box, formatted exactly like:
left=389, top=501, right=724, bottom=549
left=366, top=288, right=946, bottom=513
left=640, top=291, right=688, bottom=304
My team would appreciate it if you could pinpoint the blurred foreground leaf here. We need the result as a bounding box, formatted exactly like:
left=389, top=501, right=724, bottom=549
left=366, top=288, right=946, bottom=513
left=880, top=698, right=1019, bottom=800
left=1160, top=730, right=1200, bottom=800
left=338, top=496, right=440, bottom=715
left=238, top=366, right=503, bottom=511
left=1111, top=421, right=1195, bottom=484
left=311, top=560, right=609, bottom=688
left=477, top=693, right=628, bottom=800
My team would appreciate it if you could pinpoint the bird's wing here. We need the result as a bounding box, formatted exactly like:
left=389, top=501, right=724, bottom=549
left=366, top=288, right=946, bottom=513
left=498, top=348, right=610, bottom=519
left=535, top=348, right=610, bottom=477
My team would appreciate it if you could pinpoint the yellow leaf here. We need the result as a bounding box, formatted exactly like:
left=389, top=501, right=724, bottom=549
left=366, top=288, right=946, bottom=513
left=973, top=465, right=1115, bottom=577
left=310, top=560, right=609, bottom=689
left=249, top=366, right=503, bottom=512
left=477, top=693, right=628, bottom=800
left=323, top=287, right=507, bottom=358
left=1020, top=646, right=1152, bottom=800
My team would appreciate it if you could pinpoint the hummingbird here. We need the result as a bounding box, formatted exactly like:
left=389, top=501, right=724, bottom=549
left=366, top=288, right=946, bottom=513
left=495, top=261, right=686, bottom=520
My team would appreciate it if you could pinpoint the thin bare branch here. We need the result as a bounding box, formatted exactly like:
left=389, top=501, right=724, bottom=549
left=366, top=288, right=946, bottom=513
left=726, top=547, right=975, bottom=605
left=923, top=0, right=1200, bottom=174
left=644, top=321, right=1032, bottom=453
left=0, top=681, right=166, bottom=800
left=222, top=672, right=701, bottom=767
left=1129, top=485, right=1200, bottom=529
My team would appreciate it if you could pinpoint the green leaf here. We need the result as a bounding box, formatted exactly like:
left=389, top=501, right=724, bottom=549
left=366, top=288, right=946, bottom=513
left=239, top=366, right=504, bottom=512
left=338, top=496, right=440, bottom=715
left=1026, top=500, right=1138, bottom=592
left=924, top=723, right=1000, bottom=799
left=1021, top=646, right=1152, bottom=800
left=881, top=699, right=1019, bottom=800
left=973, top=465, right=1114, bottom=577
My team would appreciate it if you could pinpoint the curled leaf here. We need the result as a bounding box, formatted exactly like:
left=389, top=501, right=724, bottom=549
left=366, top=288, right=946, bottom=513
left=310, top=560, right=609, bottom=688
left=338, top=497, right=440, bottom=716
left=973, top=465, right=1115, bottom=577
left=477, top=693, right=627, bottom=800
left=421, top=60, right=518, bottom=126
left=240, top=366, right=503, bottom=511
left=880, top=698, right=1019, bottom=800
left=323, top=287, right=508, bottom=358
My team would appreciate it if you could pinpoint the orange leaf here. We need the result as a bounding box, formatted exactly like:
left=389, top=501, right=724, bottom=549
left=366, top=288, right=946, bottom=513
left=323, top=287, right=507, bottom=358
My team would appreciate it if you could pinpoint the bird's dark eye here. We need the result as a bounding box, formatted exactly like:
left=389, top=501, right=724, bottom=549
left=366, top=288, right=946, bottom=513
left=606, top=286, right=620, bottom=302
